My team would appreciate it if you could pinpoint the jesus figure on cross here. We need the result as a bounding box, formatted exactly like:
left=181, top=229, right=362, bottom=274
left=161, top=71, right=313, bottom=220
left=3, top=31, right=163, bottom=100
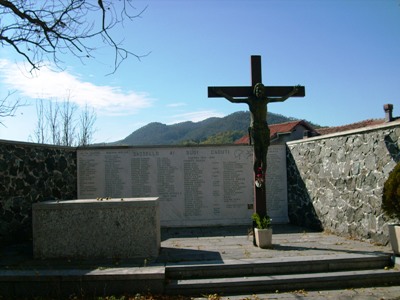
left=213, top=83, right=300, bottom=183
left=208, top=55, right=305, bottom=219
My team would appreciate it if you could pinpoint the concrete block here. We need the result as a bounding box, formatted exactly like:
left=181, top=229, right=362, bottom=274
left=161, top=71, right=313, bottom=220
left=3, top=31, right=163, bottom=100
left=393, top=255, right=400, bottom=267
left=33, top=198, right=160, bottom=259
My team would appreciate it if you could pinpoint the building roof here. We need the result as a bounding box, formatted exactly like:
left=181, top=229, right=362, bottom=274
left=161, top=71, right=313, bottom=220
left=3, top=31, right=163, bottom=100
left=316, top=119, right=385, bottom=135
left=235, top=116, right=393, bottom=145
left=235, top=120, right=316, bottom=144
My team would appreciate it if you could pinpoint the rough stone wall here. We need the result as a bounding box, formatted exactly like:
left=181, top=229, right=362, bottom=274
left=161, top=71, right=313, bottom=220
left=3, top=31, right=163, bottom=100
left=0, top=140, right=77, bottom=245
left=287, top=122, right=400, bottom=245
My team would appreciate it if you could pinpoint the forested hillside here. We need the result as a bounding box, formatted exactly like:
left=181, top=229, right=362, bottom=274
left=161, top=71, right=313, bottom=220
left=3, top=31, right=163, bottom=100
left=112, top=111, right=315, bottom=146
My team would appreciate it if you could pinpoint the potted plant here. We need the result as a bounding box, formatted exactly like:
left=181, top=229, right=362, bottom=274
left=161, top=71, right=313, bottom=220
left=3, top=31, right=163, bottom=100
left=252, top=213, right=272, bottom=249
left=382, top=161, right=400, bottom=256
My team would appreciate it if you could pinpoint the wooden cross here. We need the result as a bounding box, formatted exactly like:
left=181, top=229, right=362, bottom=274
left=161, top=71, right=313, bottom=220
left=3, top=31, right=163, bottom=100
left=208, top=55, right=305, bottom=220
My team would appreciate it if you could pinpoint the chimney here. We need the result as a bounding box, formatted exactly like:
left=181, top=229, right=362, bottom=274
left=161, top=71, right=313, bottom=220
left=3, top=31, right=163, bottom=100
left=384, top=104, right=393, bottom=122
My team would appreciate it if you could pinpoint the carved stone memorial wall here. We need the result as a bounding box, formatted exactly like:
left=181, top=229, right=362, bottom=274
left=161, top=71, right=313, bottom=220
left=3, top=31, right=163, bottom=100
left=77, top=145, right=288, bottom=227
left=266, top=145, right=288, bottom=222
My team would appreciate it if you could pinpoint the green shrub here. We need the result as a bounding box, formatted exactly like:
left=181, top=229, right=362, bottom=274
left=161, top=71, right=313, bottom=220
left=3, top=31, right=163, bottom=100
left=382, top=162, right=400, bottom=221
left=251, top=213, right=271, bottom=229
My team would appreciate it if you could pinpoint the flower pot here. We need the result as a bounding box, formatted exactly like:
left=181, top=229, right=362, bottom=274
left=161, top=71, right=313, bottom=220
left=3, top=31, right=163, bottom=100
left=388, top=224, right=400, bottom=256
left=254, top=228, right=272, bottom=249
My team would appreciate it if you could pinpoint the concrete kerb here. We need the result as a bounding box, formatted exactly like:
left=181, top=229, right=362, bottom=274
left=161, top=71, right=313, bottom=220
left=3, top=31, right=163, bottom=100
left=393, top=255, right=400, bottom=267
left=0, top=266, right=166, bottom=298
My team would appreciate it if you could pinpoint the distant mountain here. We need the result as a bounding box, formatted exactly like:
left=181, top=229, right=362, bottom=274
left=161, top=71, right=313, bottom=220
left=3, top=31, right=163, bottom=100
left=111, top=111, right=313, bottom=146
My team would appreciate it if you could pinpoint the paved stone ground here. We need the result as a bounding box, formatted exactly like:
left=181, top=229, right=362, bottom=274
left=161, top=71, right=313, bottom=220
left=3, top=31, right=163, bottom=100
left=1, top=224, right=400, bottom=299
left=160, top=225, right=400, bottom=299
left=210, top=287, right=400, bottom=300
left=158, top=225, right=392, bottom=264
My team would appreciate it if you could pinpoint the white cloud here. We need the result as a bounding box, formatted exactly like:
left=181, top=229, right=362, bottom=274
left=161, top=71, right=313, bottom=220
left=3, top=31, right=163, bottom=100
left=167, top=102, right=187, bottom=108
left=0, top=60, right=153, bottom=116
left=167, top=110, right=224, bottom=124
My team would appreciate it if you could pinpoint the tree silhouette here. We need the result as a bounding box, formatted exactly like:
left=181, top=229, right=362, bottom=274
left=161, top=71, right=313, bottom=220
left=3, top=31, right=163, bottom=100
left=0, top=0, right=147, bottom=73
left=0, top=91, right=21, bottom=126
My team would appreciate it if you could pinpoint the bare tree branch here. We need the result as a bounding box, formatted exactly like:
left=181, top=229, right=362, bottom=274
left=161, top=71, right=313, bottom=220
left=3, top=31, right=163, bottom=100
left=78, top=104, right=96, bottom=146
left=60, top=97, right=77, bottom=146
left=46, top=100, right=61, bottom=145
left=0, top=0, right=148, bottom=73
left=31, top=98, right=47, bottom=143
left=31, top=97, right=96, bottom=146
left=0, top=91, right=23, bottom=126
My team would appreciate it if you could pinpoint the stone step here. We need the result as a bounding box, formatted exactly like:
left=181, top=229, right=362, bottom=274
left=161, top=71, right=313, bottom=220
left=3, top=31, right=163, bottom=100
left=166, top=253, right=392, bottom=279
left=1, top=254, right=396, bottom=298
left=165, top=268, right=400, bottom=296
left=0, top=266, right=165, bottom=298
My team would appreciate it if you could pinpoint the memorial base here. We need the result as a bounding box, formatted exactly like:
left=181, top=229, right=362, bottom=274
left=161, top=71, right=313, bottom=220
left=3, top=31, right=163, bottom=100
left=33, top=198, right=160, bottom=260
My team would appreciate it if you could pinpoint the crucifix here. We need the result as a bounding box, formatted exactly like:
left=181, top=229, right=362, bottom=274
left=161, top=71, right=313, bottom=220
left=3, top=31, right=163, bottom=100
left=208, top=55, right=305, bottom=221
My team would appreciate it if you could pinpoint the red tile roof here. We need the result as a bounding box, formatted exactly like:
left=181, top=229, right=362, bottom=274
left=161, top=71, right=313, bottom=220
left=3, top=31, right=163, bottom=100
left=235, top=135, right=250, bottom=144
left=269, top=120, right=310, bottom=138
left=316, top=119, right=385, bottom=135
left=235, top=117, right=394, bottom=145
left=235, top=120, right=315, bottom=144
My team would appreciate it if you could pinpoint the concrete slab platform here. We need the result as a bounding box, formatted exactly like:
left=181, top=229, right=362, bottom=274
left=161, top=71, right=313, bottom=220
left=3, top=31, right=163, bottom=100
left=1, top=224, right=400, bottom=299
left=158, top=225, right=392, bottom=265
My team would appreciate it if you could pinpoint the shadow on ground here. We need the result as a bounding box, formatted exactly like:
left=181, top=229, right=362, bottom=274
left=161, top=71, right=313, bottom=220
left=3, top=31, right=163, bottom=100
left=156, top=247, right=223, bottom=264
left=161, top=224, right=320, bottom=241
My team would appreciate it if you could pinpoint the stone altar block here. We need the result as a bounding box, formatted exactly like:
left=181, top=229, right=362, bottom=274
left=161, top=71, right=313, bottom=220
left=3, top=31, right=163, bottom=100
left=33, top=198, right=160, bottom=259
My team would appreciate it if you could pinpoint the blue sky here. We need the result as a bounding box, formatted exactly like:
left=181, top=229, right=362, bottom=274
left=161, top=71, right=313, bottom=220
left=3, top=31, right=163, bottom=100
left=0, top=0, right=399, bottom=143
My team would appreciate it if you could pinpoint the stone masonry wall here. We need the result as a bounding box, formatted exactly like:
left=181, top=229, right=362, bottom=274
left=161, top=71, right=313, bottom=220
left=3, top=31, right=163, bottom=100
left=0, top=140, right=77, bottom=245
left=287, top=122, right=400, bottom=245
left=3, top=122, right=400, bottom=246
